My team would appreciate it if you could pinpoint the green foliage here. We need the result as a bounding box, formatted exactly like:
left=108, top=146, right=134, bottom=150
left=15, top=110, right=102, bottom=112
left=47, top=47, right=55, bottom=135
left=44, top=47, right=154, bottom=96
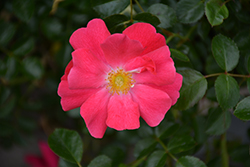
left=215, top=74, right=240, bottom=109
left=205, top=0, right=229, bottom=26
left=87, top=155, right=112, bottom=167
left=206, top=108, right=231, bottom=135
left=170, top=49, right=190, bottom=62
left=92, top=0, right=130, bottom=18
left=1, top=0, right=250, bottom=166
left=147, top=3, right=177, bottom=29
left=212, top=34, right=239, bottom=72
left=48, top=128, right=83, bottom=164
left=145, top=150, right=167, bottom=167
left=176, top=0, right=204, bottom=24
left=175, top=156, right=207, bottom=167
left=175, top=68, right=208, bottom=110
left=234, top=97, right=250, bottom=121
left=167, top=135, right=196, bottom=154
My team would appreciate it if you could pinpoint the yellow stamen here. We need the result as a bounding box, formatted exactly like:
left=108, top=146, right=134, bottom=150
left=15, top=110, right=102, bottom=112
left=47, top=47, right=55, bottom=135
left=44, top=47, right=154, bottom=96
left=106, top=68, right=135, bottom=95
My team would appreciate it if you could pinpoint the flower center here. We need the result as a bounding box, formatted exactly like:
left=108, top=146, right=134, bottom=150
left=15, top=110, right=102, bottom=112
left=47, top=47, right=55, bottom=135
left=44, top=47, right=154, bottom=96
left=106, top=68, right=135, bottom=95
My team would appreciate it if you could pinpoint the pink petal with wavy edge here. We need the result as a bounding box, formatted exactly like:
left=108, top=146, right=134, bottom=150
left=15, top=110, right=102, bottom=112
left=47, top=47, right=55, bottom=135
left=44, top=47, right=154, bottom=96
left=58, top=80, right=101, bottom=111
left=39, top=141, right=58, bottom=167
left=68, top=48, right=110, bottom=89
left=123, top=22, right=166, bottom=55
left=69, top=19, right=110, bottom=62
left=124, top=56, right=156, bottom=74
left=149, top=73, right=183, bottom=105
left=131, top=84, right=172, bottom=127
left=100, top=34, right=144, bottom=68
left=80, top=88, right=110, bottom=138
left=106, top=93, right=140, bottom=130
left=61, top=60, right=73, bottom=80
left=132, top=46, right=176, bottom=86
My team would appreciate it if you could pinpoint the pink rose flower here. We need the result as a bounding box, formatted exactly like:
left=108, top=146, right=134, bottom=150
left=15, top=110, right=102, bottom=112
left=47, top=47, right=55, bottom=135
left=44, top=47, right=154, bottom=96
left=58, top=19, right=183, bottom=138
left=25, top=141, right=59, bottom=167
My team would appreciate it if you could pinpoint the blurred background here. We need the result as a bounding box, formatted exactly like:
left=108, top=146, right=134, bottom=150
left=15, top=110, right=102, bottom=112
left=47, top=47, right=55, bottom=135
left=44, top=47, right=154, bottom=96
left=0, top=0, right=100, bottom=166
left=1, top=0, right=250, bottom=167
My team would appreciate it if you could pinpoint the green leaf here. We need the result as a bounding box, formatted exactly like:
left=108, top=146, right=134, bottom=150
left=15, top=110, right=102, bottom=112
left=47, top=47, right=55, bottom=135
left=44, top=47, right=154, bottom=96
left=48, top=129, right=83, bottom=164
left=212, top=34, right=239, bottom=72
left=206, top=108, right=231, bottom=135
left=59, top=158, right=79, bottom=167
left=175, top=68, right=207, bottom=110
left=155, top=121, right=180, bottom=139
left=205, top=0, right=229, bottom=26
left=22, top=57, right=44, bottom=79
left=175, top=156, right=207, bottom=167
left=12, top=0, right=34, bottom=22
left=147, top=3, right=177, bottom=28
left=234, top=96, right=250, bottom=121
left=167, top=135, right=196, bottom=154
left=145, top=150, right=167, bottom=167
left=134, top=138, right=157, bottom=158
left=92, top=0, right=130, bottom=18
left=176, top=0, right=204, bottom=24
left=88, top=155, right=112, bottom=167
left=170, top=49, right=190, bottom=62
left=12, top=37, right=35, bottom=56
left=104, top=14, right=129, bottom=33
left=214, top=74, right=240, bottom=109
left=0, top=21, right=16, bottom=46
left=134, top=13, right=160, bottom=27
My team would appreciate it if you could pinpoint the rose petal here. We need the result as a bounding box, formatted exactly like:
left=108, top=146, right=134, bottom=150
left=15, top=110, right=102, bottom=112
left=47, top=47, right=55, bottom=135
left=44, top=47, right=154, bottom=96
left=68, top=48, right=110, bottom=89
left=61, top=60, right=73, bottom=80
left=131, top=84, right=172, bottom=127
left=124, top=56, right=156, bottom=74
left=123, top=22, right=166, bottom=55
left=100, top=34, right=144, bottom=68
left=39, top=141, right=58, bottom=167
left=80, top=88, right=110, bottom=138
left=58, top=80, right=101, bottom=111
left=149, top=73, right=183, bottom=105
left=69, top=19, right=110, bottom=62
left=132, top=46, right=176, bottom=85
left=25, top=155, right=45, bottom=167
left=106, top=93, right=140, bottom=130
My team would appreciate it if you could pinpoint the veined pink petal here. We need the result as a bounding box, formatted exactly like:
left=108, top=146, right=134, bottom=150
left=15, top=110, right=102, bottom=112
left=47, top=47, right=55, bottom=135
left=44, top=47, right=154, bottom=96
left=68, top=48, right=110, bottom=89
left=100, top=34, right=144, bottom=68
left=61, top=60, right=73, bottom=80
left=149, top=73, right=183, bottom=105
left=39, top=141, right=58, bottom=167
left=124, top=56, right=156, bottom=74
left=80, top=88, right=110, bottom=138
left=69, top=19, right=110, bottom=62
left=58, top=80, right=100, bottom=111
left=123, top=23, right=166, bottom=55
left=106, top=93, right=140, bottom=130
left=133, top=46, right=176, bottom=85
left=131, top=84, right=172, bottom=127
